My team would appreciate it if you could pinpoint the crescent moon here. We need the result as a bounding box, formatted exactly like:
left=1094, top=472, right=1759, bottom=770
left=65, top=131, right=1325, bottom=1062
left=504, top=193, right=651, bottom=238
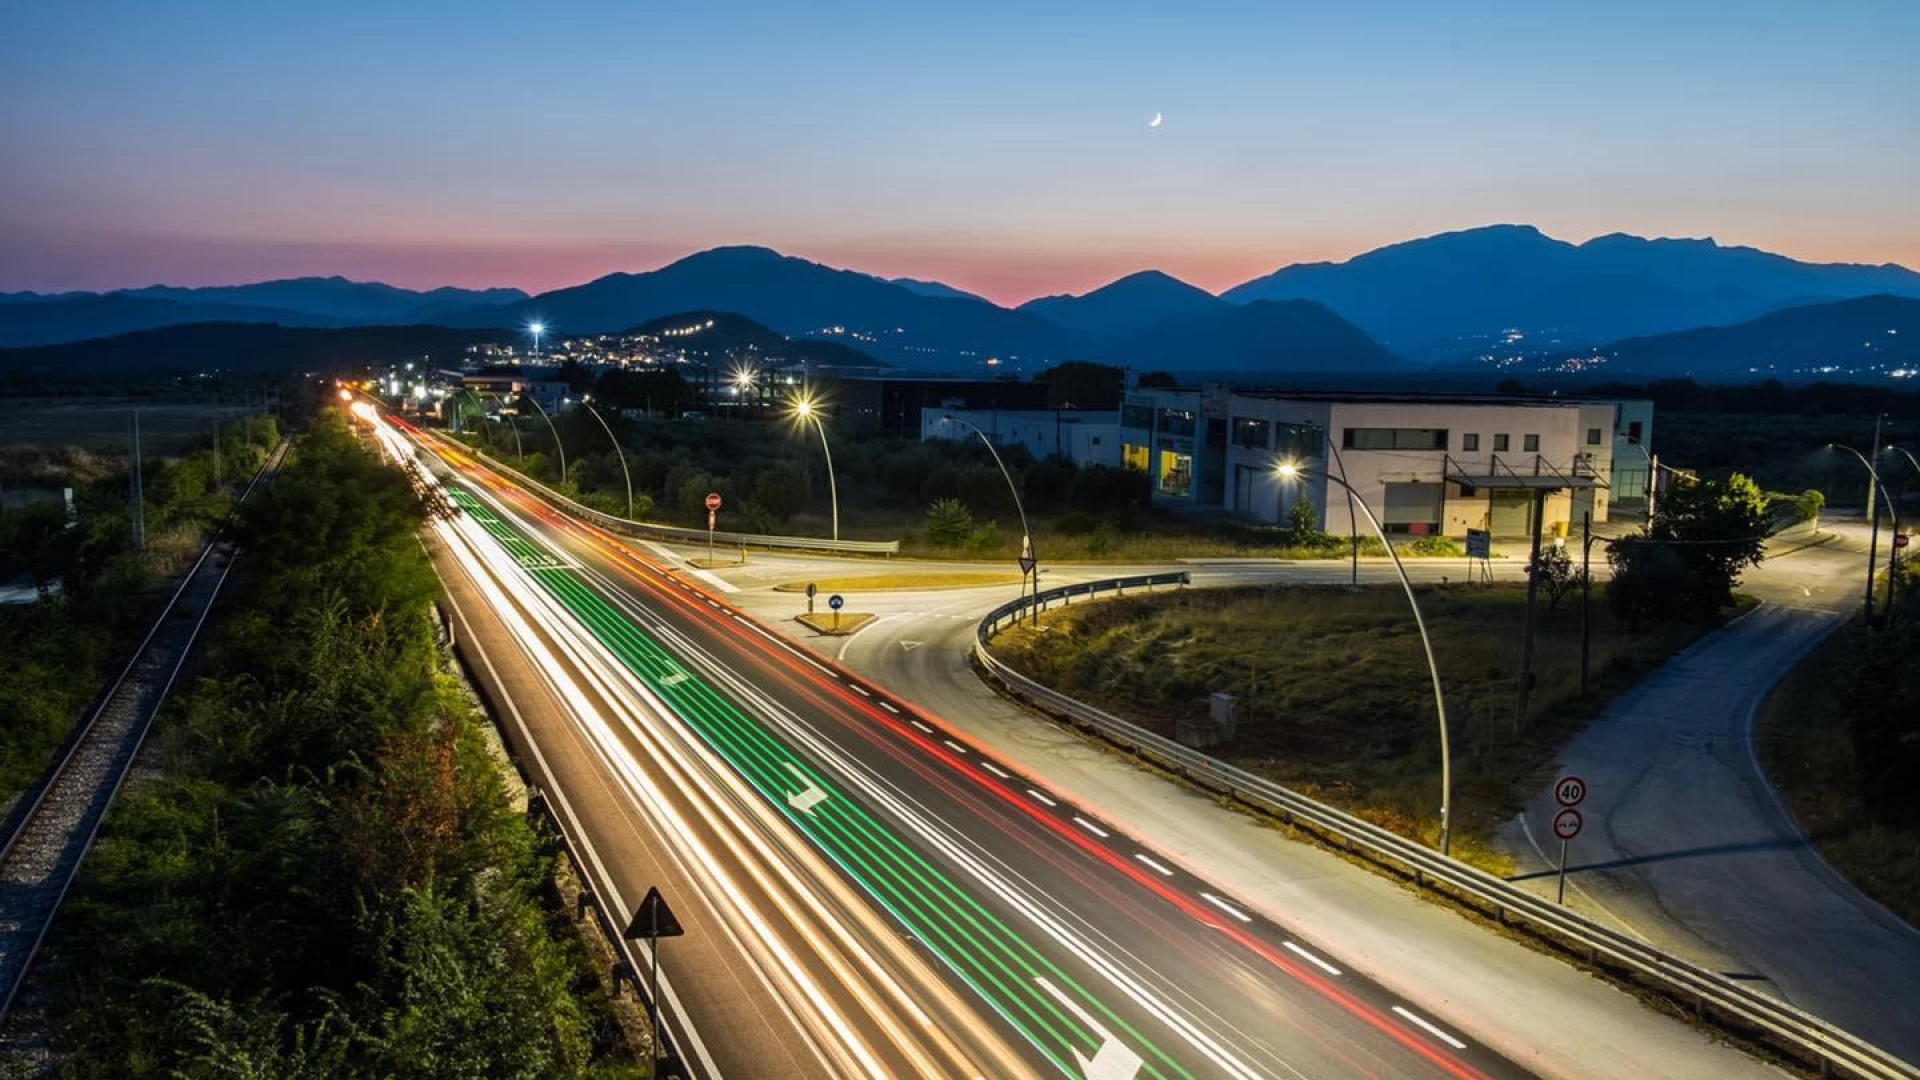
left=1149, top=112, right=1163, bottom=128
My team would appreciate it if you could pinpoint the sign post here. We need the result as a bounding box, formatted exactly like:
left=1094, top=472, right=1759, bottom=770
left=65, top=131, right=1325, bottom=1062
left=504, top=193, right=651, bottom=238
left=828, top=592, right=844, bottom=631
left=805, top=581, right=817, bottom=616
left=1552, top=774, right=1587, bottom=905
left=623, top=886, right=686, bottom=1066
left=704, top=492, right=722, bottom=565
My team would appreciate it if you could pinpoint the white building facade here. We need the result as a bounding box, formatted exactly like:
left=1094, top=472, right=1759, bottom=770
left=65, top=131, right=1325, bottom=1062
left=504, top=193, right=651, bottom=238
left=1223, top=393, right=1618, bottom=540
left=920, top=407, right=1121, bottom=467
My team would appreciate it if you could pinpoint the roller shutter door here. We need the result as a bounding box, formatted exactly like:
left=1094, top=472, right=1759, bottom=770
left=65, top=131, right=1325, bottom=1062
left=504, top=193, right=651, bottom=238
left=1381, top=482, right=1443, bottom=526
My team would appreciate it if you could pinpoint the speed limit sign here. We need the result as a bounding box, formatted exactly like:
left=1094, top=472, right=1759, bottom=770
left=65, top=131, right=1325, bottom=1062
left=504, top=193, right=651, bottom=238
left=1554, top=775, right=1587, bottom=808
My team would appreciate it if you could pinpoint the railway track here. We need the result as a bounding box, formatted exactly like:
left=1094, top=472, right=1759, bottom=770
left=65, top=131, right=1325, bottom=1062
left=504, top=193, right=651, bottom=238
left=0, top=437, right=290, bottom=1018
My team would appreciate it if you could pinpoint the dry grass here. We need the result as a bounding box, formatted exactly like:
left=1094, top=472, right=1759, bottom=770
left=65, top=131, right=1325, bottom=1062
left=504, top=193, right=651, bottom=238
left=1756, top=630, right=1920, bottom=928
left=796, top=611, right=877, bottom=636
left=990, top=583, right=1728, bottom=873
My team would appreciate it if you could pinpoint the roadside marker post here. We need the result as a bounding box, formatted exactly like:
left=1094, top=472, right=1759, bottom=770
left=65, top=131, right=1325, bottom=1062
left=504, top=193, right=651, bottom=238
left=805, top=581, right=817, bottom=616
left=828, top=592, right=844, bottom=631
left=1552, top=775, right=1586, bottom=905
left=704, top=492, right=721, bottom=566
left=623, top=886, right=686, bottom=1067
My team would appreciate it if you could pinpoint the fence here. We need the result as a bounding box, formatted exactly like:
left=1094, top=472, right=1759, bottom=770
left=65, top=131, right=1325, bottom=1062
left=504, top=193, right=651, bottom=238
left=973, top=575, right=1919, bottom=1080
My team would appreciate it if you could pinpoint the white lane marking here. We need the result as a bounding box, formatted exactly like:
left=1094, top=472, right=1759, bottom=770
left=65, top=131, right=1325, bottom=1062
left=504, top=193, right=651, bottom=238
left=980, top=762, right=1011, bottom=780
left=638, top=539, right=739, bottom=593
left=1283, top=941, right=1342, bottom=976
left=1391, top=1006, right=1467, bottom=1049
left=1026, top=789, right=1058, bottom=807
left=849, top=683, right=872, bottom=697
left=798, top=653, right=834, bottom=675
left=1035, top=977, right=1144, bottom=1080
left=660, top=672, right=692, bottom=687
left=942, top=739, right=969, bottom=755
left=1201, top=893, right=1253, bottom=923
left=1072, top=816, right=1109, bottom=839
left=1134, top=853, right=1174, bottom=877
left=877, top=701, right=901, bottom=714
left=784, top=762, right=830, bottom=815
left=909, top=719, right=935, bottom=734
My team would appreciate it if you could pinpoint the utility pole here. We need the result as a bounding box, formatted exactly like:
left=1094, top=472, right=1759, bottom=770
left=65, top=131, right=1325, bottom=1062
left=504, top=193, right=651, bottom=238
left=1865, top=413, right=1883, bottom=621
left=1646, top=453, right=1659, bottom=526
left=1514, top=487, right=1548, bottom=731
left=129, top=407, right=145, bottom=549
left=1579, top=511, right=1592, bottom=696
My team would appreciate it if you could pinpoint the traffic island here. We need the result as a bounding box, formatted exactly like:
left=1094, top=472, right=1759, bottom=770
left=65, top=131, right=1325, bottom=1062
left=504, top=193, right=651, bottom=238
left=797, top=611, right=876, bottom=636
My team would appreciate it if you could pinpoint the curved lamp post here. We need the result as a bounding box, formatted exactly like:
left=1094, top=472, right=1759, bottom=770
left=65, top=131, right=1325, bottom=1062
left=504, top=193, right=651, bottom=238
left=520, top=393, right=567, bottom=485
left=1277, top=460, right=1453, bottom=857
left=943, top=414, right=1038, bottom=622
left=1325, top=436, right=1360, bottom=585
left=581, top=397, right=635, bottom=519
left=791, top=395, right=839, bottom=541
left=1831, top=443, right=1898, bottom=619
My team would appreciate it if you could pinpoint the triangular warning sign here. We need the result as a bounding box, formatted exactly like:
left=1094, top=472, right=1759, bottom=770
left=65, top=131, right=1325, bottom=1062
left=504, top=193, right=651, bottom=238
left=624, top=886, right=686, bottom=940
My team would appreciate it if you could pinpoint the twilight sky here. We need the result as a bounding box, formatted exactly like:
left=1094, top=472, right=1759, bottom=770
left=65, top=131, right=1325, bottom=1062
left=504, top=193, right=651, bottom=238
left=2, top=0, right=1915, bottom=305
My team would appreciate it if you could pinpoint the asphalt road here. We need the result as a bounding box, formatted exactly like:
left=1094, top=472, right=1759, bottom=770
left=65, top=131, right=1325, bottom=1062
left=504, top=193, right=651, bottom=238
left=398, top=422, right=1544, bottom=1080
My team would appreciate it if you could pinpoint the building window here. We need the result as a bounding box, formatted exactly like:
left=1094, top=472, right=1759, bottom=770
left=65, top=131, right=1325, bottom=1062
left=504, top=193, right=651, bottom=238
left=1233, top=417, right=1270, bottom=449
left=1090, top=436, right=1102, bottom=447
left=1341, top=427, right=1449, bottom=451
left=1274, top=422, right=1320, bottom=461
left=1628, top=420, right=1644, bottom=442
left=1122, top=443, right=1149, bottom=473
left=1524, top=434, right=1540, bottom=452
left=1493, top=434, right=1510, bottom=452
left=1462, top=433, right=1480, bottom=452
left=1587, top=427, right=1603, bottom=445
left=1159, top=409, right=1196, bottom=437
left=1158, top=450, right=1193, bottom=497
left=1121, top=404, right=1155, bottom=431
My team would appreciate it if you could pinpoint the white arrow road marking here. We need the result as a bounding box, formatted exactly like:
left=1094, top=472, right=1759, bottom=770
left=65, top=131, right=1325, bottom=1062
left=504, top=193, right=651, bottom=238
left=900, top=639, right=924, bottom=651
left=783, top=762, right=829, bottom=814
left=1035, top=976, right=1144, bottom=1080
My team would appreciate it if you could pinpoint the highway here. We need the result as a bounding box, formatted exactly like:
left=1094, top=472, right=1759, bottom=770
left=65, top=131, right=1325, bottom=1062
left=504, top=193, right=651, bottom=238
left=380, top=414, right=1540, bottom=1080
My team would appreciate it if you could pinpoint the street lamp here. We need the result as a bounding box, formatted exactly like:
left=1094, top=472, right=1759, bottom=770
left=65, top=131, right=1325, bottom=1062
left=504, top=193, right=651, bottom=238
left=520, top=393, right=568, bottom=485
left=791, top=394, right=839, bottom=541
left=944, top=414, right=1038, bottom=622
left=581, top=397, right=635, bottom=519
left=528, top=321, right=546, bottom=359
left=1276, top=461, right=1454, bottom=857
left=1624, top=437, right=1658, bottom=525
left=1831, top=442, right=1897, bottom=620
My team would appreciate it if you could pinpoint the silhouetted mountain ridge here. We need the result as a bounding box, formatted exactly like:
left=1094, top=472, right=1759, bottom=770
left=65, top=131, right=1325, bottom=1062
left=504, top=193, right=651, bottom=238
left=1019, top=270, right=1224, bottom=342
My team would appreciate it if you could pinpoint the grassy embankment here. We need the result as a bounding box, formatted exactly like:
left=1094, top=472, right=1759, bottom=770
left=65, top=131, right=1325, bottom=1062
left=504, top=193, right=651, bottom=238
left=991, top=583, right=1736, bottom=873
left=1756, top=621, right=1920, bottom=928
left=43, top=411, right=646, bottom=1078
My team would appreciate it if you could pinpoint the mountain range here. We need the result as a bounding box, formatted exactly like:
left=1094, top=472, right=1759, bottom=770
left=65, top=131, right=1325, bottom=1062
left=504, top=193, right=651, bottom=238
left=4, top=226, right=1916, bottom=378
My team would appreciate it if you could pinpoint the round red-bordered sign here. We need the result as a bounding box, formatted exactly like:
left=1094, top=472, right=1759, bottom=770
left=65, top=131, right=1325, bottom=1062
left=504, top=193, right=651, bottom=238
left=1552, top=807, right=1583, bottom=841
left=705, top=492, right=722, bottom=511
left=1554, top=775, right=1587, bottom=808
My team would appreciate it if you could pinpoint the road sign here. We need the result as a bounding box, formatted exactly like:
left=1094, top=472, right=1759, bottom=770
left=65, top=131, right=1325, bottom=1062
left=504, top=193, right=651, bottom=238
left=1018, top=555, right=1037, bottom=575
left=1465, top=528, right=1491, bottom=559
left=707, top=510, right=716, bottom=530
left=1554, top=775, right=1587, bottom=808
left=1552, top=807, right=1583, bottom=841
left=705, top=491, right=722, bottom=511
left=624, top=886, right=686, bottom=940
left=805, top=582, right=818, bottom=598
left=828, top=594, right=844, bottom=611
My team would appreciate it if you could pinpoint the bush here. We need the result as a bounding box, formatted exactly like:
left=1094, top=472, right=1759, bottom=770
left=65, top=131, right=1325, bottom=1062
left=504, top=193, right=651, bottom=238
left=925, top=498, right=974, bottom=547
left=967, top=522, right=1003, bottom=555
left=1054, top=511, right=1098, bottom=536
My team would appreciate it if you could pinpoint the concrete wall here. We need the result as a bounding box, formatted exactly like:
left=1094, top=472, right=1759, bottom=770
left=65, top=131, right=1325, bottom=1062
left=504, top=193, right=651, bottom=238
left=920, top=407, right=1121, bottom=468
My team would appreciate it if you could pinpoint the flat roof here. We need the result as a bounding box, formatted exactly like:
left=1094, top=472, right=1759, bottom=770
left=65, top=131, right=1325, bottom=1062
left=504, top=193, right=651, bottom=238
left=1232, top=389, right=1584, bottom=407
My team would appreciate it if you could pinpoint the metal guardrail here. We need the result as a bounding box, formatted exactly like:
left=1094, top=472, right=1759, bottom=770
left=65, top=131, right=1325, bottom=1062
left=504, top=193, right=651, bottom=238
left=973, top=575, right=1920, bottom=1080
left=427, top=431, right=899, bottom=556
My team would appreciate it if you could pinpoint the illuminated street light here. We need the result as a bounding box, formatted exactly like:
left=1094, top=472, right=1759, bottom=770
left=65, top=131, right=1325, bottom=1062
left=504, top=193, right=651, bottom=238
left=789, top=394, right=838, bottom=541
left=1276, top=459, right=1454, bottom=857
left=528, top=321, right=546, bottom=358
left=337, top=388, right=353, bottom=402
left=1831, top=440, right=1898, bottom=619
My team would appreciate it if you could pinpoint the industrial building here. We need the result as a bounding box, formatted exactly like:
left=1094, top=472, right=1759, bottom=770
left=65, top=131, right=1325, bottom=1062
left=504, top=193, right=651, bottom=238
left=920, top=407, right=1121, bottom=467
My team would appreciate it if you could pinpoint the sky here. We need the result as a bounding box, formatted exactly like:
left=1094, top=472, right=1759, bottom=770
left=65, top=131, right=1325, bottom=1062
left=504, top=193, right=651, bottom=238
left=2, top=0, right=1915, bottom=305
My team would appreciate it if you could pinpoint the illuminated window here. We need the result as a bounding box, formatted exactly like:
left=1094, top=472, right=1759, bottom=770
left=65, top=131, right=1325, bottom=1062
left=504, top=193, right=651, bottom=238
left=1122, top=443, right=1149, bottom=473
left=1158, top=450, right=1193, bottom=497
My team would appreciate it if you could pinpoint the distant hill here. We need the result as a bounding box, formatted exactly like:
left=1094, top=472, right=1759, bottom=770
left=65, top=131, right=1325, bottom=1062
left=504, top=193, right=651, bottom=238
left=619, top=311, right=885, bottom=372
left=453, top=246, right=1076, bottom=370
left=0, top=278, right=527, bottom=347
left=0, top=322, right=512, bottom=376
left=1018, top=271, right=1223, bottom=342
left=1224, top=224, right=1920, bottom=362
left=1519, top=294, right=1920, bottom=379
left=881, top=276, right=989, bottom=304
left=1099, top=299, right=1403, bottom=373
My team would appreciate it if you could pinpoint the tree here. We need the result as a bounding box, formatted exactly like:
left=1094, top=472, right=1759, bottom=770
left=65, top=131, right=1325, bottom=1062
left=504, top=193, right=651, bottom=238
left=925, top=499, right=974, bottom=547
left=1528, top=543, right=1584, bottom=613
left=1605, top=536, right=1695, bottom=629
left=1136, top=371, right=1178, bottom=390
left=1284, top=497, right=1323, bottom=544
left=1649, top=472, right=1770, bottom=616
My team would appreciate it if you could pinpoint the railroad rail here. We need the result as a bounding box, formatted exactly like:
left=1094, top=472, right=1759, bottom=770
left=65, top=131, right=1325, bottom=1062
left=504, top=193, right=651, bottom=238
left=0, top=437, right=290, bottom=1018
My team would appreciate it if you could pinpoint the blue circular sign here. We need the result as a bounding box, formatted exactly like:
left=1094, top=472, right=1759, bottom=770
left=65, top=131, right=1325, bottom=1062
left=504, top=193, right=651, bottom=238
left=828, top=594, right=845, bottom=610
